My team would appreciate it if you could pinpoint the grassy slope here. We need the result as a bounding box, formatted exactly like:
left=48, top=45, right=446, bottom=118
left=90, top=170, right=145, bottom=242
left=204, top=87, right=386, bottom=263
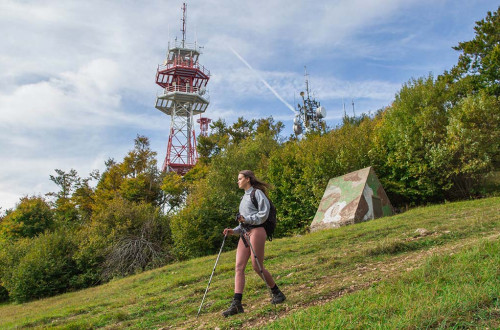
left=0, top=197, right=499, bottom=329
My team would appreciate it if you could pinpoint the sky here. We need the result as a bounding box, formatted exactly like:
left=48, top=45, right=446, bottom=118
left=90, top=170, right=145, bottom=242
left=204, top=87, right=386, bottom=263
left=0, top=0, right=497, bottom=213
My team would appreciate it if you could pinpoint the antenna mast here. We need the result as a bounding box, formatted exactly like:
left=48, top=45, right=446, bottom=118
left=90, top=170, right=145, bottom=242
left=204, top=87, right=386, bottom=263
left=181, top=3, right=187, bottom=47
left=342, top=97, right=346, bottom=117
left=304, top=66, right=310, bottom=99
left=293, top=66, right=326, bottom=136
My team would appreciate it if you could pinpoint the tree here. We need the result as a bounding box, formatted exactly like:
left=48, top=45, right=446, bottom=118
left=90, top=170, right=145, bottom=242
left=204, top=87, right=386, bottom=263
left=228, top=117, right=257, bottom=144
left=94, top=158, right=124, bottom=203
left=71, top=170, right=100, bottom=223
left=160, top=172, right=186, bottom=214
left=121, top=136, right=157, bottom=179
left=197, top=119, right=230, bottom=162
left=372, top=75, right=451, bottom=205
left=47, top=169, right=80, bottom=223
left=94, top=136, right=162, bottom=208
left=119, top=135, right=162, bottom=205
left=450, top=7, right=500, bottom=96
left=437, top=91, right=500, bottom=197
left=197, top=116, right=284, bottom=164
left=256, top=116, right=285, bottom=141
left=71, top=136, right=168, bottom=284
left=48, top=169, right=79, bottom=201
left=0, top=196, right=54, bottom=239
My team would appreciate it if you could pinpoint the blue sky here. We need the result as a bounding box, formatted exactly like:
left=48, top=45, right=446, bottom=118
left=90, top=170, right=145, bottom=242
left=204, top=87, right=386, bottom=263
left=0, top=0, right=497, bottom=212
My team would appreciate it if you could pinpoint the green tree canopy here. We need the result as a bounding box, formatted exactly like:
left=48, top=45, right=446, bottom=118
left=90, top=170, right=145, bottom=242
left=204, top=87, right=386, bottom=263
left=47, top=169, right=80, bottom=223
left=94, top=135, right=162, bottom=208
left=0, top=196, right=54, bottom=239
left=450, top=7, right=500, bottom=96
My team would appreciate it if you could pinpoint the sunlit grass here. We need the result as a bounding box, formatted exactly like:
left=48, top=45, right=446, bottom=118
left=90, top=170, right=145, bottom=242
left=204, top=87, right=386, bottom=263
left=264, top=239, right=500, bottom=329
left=0, top=197, right=498, bottom=329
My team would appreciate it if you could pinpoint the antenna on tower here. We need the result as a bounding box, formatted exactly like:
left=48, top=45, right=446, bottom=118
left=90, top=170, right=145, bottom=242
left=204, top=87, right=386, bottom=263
left=342, top=97, right=346, bottom=117
left=194, top=22, right=198, bottom=47
left=181, top=3, right=187, bottom=47
left=304, top=66, right=310, bottom=99
left=293, top=66, right=326, bottom=136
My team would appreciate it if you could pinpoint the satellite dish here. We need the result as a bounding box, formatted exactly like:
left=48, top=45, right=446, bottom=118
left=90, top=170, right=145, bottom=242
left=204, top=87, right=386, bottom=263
left=199, top=87, right=206, bottom=95
left=316, top=106, right=326, bottom=119
left=293, top=115, right=300, bottom=125
left=293, top=123, right=303, bottom=135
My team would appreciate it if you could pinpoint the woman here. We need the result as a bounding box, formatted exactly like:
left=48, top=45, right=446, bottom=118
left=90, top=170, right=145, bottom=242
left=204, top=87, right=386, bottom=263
left=221, top=170, right=286, bottom=317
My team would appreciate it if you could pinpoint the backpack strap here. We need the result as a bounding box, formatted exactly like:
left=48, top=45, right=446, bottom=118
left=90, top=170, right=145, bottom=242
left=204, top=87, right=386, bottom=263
left=250, top=188, right=258, bottom=209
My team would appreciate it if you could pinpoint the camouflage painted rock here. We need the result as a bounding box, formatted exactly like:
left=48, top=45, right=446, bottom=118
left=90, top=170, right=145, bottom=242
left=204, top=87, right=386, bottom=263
left=310, top=167, right=394, bottom=232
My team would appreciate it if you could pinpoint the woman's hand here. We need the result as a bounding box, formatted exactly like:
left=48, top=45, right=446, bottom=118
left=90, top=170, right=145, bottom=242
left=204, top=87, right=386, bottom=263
left=223, top=228, right=234, bottom=236
left=237, top=215, right=246, bottom=223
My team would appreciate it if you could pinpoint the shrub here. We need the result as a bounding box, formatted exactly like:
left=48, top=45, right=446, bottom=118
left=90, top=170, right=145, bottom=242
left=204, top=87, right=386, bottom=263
left=0, top=285, right=8, bottom=302
left=79, top=197, right=172, bottom=280
left=0, top=237, right=32, bottom=301
left=102, top=215, right=172, bottom=279
left=3, top=230, right=78, bottom=302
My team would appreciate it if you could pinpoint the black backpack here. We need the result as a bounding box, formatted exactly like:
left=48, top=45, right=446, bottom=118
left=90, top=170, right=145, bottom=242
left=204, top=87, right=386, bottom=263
left=250, top=189, right=277, bottom=241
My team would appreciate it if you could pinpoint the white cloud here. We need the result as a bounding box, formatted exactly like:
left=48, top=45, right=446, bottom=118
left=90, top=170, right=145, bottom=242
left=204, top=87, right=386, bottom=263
left=0, top=59, right=121, bottom=128
left=0, top=58, right=167, bottom=132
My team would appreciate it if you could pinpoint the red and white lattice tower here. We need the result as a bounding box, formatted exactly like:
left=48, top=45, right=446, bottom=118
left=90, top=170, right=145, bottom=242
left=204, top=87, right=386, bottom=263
left=155, top=3, right=210, bottom=174
left=197, top=116, right=212, bottom=137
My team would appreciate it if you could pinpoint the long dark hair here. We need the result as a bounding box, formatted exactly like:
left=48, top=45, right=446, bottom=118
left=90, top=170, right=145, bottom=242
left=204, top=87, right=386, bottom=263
left=239, top=170, right=270, bottom=195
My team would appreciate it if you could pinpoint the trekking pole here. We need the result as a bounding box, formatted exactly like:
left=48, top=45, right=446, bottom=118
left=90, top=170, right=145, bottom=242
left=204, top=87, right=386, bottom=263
left=197, top=233, right=227, bottom=317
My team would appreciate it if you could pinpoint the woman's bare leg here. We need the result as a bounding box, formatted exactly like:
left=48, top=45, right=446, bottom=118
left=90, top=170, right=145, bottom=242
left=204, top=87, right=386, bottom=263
left=234, top=237, right=251, bottom=293
left=248, top=227, right=276, bottom=288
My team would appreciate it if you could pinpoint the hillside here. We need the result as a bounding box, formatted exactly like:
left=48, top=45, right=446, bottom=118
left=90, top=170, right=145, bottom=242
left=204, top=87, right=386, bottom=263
left=1, top=197, right=499, bottom=329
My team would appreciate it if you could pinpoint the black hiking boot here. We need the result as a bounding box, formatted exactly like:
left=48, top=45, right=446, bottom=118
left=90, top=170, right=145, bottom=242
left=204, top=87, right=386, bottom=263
left=271, top=290, right=286, bottom=304
left=222, top=299, right=244, bottom=317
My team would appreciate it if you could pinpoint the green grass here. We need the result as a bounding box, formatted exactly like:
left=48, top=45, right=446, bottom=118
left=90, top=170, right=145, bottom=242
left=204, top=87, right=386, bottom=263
left=264, top=238, right=500, bottom=329
left=0, top=197, right=499, bottom=329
